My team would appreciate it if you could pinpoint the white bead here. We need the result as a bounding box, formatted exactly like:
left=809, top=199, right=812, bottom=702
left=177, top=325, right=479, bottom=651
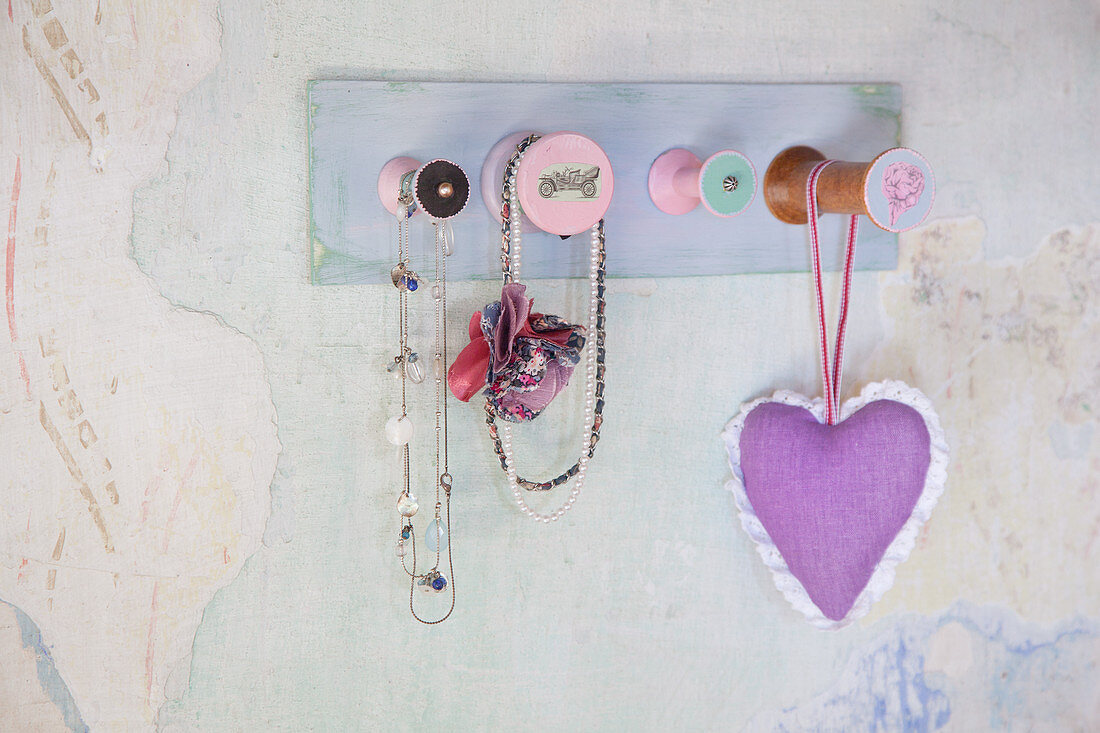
left=384, top=415, right=413, bottom=445
left=397, top=492, right=419, bottom=517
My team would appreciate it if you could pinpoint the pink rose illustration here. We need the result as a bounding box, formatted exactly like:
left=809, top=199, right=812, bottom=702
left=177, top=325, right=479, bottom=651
left=881, top=161, right=925, bottom=226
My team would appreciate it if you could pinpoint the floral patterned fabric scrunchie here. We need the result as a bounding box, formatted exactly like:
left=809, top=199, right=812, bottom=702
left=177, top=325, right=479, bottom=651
left=448, top=283, right=585, bottom=422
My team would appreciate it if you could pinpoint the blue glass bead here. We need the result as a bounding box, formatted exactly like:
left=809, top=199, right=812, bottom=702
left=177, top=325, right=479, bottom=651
left=432, top=576, right=446, bottom=591
left=400, top=527, right=410, bottom=540
left=406, top=277, right=418, bottom=291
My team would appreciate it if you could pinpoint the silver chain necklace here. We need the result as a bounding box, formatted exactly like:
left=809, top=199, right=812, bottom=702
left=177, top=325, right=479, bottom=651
left=389, top=192, right=456, bottom=624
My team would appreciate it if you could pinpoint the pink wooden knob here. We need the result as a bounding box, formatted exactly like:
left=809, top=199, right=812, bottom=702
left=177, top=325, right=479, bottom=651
left=481, top=132, right=539, bottom=233
left=377, top=156, right=421, bottom=216
left=648, top=148, right=756, bottom=217
left=515, top=132, right=614, bottom=236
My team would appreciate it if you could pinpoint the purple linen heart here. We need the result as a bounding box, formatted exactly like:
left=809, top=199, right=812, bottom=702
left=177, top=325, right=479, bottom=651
left=723, top=382, right=948, bottom=628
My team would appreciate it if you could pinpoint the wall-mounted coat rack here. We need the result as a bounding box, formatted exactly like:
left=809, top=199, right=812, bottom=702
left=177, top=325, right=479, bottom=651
left=308, top=82, right=907, bottom=285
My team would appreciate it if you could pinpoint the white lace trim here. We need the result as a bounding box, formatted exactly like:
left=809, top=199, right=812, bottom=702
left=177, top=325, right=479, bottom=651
left=720, top=380, right=949, bottom=630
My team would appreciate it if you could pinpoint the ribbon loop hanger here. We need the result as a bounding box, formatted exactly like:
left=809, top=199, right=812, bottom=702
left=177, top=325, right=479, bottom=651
left=805, top=160, right=859, bottom=425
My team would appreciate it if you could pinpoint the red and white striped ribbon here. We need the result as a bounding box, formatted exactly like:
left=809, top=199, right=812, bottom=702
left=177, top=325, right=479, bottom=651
left=805, top=161, right=859, bottom=425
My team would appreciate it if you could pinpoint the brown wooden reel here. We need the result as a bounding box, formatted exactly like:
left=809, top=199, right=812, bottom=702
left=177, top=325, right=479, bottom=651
left=763, top=146, right=934, bottom=231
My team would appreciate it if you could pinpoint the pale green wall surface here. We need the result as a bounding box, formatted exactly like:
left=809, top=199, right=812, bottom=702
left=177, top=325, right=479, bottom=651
left=1, top=1, right=1098, bottom=731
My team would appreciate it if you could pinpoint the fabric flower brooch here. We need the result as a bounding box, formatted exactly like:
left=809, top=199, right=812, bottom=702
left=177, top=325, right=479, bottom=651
left=447, top=283, right=585, bottom=422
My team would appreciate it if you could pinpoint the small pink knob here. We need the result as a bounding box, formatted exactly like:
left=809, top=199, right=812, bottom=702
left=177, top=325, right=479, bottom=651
left=648, top=148, right=757, bottom=217
left=377, top=156, right=421, bottom=216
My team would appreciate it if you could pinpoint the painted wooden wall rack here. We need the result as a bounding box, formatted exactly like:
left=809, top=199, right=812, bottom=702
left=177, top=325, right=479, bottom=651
left=308, top=81, right=913, bottom=285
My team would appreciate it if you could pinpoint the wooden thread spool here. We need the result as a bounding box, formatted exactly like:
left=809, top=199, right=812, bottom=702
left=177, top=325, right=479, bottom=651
left=764, top=146, right=934, bottom=232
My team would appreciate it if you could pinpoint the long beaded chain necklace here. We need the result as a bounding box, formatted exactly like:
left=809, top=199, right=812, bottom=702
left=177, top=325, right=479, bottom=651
left=389, top=187, right=456, bottom=624
left=484, top=134, right=607, bottom=523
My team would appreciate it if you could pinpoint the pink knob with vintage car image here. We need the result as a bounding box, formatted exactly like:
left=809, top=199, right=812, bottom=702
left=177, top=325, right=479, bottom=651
left=513, top=131, right=614, bottom=236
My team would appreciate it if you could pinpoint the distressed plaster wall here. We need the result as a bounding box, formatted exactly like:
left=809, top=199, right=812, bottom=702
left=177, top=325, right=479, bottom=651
left=1, top=0, right=1098, bottom=731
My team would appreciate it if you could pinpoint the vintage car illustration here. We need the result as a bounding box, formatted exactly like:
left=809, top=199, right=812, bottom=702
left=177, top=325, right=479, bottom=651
left=538, top=165, right=601, bottom=198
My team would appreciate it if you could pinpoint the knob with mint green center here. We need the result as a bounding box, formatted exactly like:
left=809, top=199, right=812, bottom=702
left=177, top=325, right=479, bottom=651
left=699, top=150, right=757, bottom=217
left=648, top=148, right=756, bottom=217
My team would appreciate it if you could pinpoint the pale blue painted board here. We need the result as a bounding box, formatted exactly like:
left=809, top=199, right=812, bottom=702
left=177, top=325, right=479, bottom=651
left=308, top=82, right=901, bottom=285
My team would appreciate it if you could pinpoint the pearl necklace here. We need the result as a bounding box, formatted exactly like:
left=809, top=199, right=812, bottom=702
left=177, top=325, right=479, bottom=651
left=486, top=135, right=607, bottom=523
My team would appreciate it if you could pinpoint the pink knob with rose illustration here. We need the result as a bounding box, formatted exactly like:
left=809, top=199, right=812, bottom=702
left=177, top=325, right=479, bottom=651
left=865, top=148, right=935, bottom=232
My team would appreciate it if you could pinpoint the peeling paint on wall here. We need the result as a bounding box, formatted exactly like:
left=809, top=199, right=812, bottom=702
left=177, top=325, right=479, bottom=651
left=1, top=1, right=278, bottom=729
left=747, top=603, right=1100, bottom=731
left=866, top=221, right=1100, bottom=623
